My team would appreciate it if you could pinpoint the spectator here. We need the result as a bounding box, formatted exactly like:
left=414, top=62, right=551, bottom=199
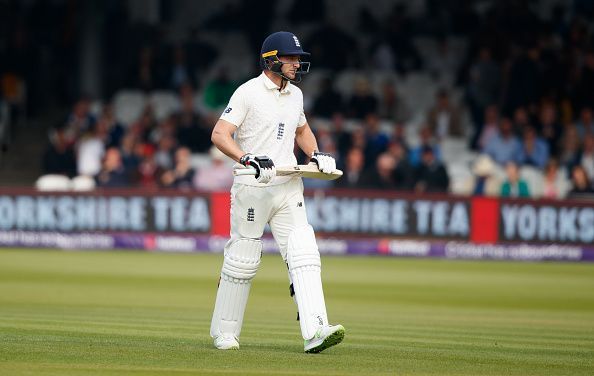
left=362, top=113, right=389, bottom=168
left=467, top=154, right=501, bottom=197
left=387, top=141, right=414, bottom=190
left=76, top=123, right=107, bottom=177
left=176, top=91, right=211, bottom=153
left=428, top=38, right=459, bottom=85
left=518, top=126, right=549, bottom=169
left=466, top=47, right=501, bottom=147
left=65, top=96, right=96, bottom=144
left=361, top=152, right=396, bottom=190
left=500, top=161, right=530, bottom=198
left=568, top=165, right=594, bottom=198
left=537, top=103, right=562, bottom=157
left=100, top=104, right=125, bottom=148
left=579, top=134, right=594, bottom=185
left=409, top=127, right=441, bottom=167
left=161, top=147, right=195, bottom=190
left=119, top=133, right=141, bottom=173
left=194, top=146, right=233, bottom=191
left=414, top=146, right=449, bottom=193
left=558, top=124, right=581, bottom=170
left=168, top=45, right=196, bottom=90
left=42, top=127, right=76, bottom=177
left=512, top=106, right=533, bottom=131
left=312, top=77, right=344, bottom=118
left=347, top=77, right=378, bottom=119
left=334, top=147, right=366, bottom=188
left=378, top=79, right=409, bottom=122
left=484, top=117, right=521, bottom=166
left=576, top=106, right=594, bottom=138
left=391, top=122, right=409, bottom=152
left=477, top=105, right=500, bottom=151
left=129, top=46, right=162, bottom=91
left=95, top=147, right=130, bottom=187
left=203, top=68, right=237, bottom=111
left=542, top=159, right=569, bottom=199
left=330, top=113, right=352, bottom=162
left=427, top=89, right=463, bottom=139
left=137, top=145, right=163, bottom=188
left=154, top=135, right=176, bottom=170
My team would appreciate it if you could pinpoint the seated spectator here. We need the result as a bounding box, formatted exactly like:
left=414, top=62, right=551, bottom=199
left=161, top=147, right=195, bottom=190
left=312, top=77, right=344, bottom=118
left=363, top=113, right=389, bottom=168
left=65, top=95, right=96, bottom=144
left=576, top=106, right=594, bottom=138
left=409, top=126, right=441, bottom=167
left=537, top=102, right=562, bottom=156
left=500, top=162, right=530, bottom=198
left=77, top=122, right=107, bottom=177
left=361, top=152, right=396, bottom=190
left=465, top=154, right=500, bottom=197
left=542, top=159, right=569, bottom=199
left=426, top=89, right=463, bottom=139
left=568, top=165, right=594, bottom=198
left=347, top=77, right=378, bottom=119
left=512, top=106, right=533, bottom=132
left=42, top=127, right=76, bottom=177
left=477, top=105, right=499, bottom=151
left=559, top=124, right=581, bottom=171
left=414, top=146, right=449, bottom=193
left=176, top=91, right=212, bottom=153
left=330, top=113, right=352, bottom=162
left=137, top=145, right=163, bottom=188
left=387, top=141, right=414, bottom=190
left=95, top=147, right=130, bottom=187
left=168, top=45, right=196, bottom=90
left=579, top=134, right=594, bottom=185
left=194, top=146, right=233, bottom=191
left=154, top=135, right=177, bottom=170
left=391, top=122, right=409, bottom=152
left=119, top=133, right=142, bottom=173
left=203, top=68, right=237, bottom=111
left=518, top=126, right=549, bottom=169
left=484, top=117, right=521, bottom=166
left=100, top=104, right=125, bottom=148
left=334, top=147, right=366, bottom=188
left=378, top=79, right=409, bottom=122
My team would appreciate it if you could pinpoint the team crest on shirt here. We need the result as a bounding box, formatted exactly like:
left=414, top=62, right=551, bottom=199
left=293, top=36, right=301, bottom=47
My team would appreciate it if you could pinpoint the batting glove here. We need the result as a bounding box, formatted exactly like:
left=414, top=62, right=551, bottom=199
left=240, top=153, right=276, bottom=184
left=311, top=151, right=336, bottom=174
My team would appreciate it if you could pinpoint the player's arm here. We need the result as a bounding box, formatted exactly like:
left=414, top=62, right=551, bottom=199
left=211, top=119, right=245, bottom=162
left=211, top=119, right=275, bottom=183
left=295, top=122, right=336, bottom=173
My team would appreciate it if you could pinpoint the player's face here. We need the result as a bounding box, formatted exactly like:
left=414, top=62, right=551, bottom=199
left=279, top=55, right=300, bottom=80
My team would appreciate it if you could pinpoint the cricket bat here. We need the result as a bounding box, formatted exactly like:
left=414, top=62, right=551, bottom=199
left=233, top=163, right=343, bottom=180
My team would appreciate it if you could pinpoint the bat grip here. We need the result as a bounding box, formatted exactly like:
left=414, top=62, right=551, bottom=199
left=233, top=167, right=257, bottom=176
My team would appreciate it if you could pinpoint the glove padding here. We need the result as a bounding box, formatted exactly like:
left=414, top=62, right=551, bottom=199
left=311, top=151, right=336, bottom=174
left=240, top=153, right=276, bottom=184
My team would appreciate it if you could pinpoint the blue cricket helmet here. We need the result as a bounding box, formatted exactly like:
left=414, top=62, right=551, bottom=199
left=260, top=31, right=310, bottom=83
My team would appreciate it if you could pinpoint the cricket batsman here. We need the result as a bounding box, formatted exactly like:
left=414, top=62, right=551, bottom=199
left=209, top=31, right=345, bottom=353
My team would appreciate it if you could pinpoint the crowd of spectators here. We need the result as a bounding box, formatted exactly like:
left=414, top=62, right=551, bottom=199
left=5, top=0, right=593, bottom=199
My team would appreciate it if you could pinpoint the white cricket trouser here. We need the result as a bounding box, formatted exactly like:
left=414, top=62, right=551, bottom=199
left=229, top=178, right=309, bottom=260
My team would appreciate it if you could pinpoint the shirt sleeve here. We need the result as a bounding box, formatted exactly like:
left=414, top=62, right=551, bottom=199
left=298, top=108, right=307, bottom=127
left=219, top=87, right=247, bottom=127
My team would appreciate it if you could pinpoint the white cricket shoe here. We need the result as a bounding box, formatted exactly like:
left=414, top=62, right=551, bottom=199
left=213, top=334, right=239, bottom=350
left=304, top=324, right=345, bottom=353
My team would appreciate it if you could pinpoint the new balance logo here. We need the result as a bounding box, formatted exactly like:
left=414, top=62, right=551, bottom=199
left=224, top=107, right=232, bottom=114
left=297, top=201, right=303, bottom=207
left=277, top=123, right=285, bottom=140
left=247, top=208, right=255, bottom=222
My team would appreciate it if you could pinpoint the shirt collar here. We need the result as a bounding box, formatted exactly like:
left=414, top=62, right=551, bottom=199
left=260, top=72, right=291, bottom=94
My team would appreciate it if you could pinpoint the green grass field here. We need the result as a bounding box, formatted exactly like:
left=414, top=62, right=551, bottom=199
left=0, top=249, right=593, bottom=376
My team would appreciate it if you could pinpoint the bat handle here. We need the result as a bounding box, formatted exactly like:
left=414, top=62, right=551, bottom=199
left=233, top=167, right=257, bottom=176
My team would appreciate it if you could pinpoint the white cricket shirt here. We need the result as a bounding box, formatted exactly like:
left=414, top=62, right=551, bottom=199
left=220, top=72, right=307, bottom=186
